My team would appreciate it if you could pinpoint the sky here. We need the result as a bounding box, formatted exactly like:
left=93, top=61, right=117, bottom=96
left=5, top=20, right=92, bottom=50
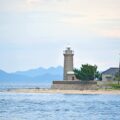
left=0, top=0, right=120, bottom=72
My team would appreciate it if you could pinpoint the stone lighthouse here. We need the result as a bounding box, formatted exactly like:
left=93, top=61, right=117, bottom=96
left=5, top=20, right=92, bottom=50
left=51, top=47, right=97, bottom=90
left=63, top=46, right=76, bottom=80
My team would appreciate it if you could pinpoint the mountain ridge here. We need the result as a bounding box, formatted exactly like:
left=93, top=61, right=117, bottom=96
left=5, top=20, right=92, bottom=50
left=0, top=66, right=63, bottom=83
left=14, top=66, right=63, bottom=77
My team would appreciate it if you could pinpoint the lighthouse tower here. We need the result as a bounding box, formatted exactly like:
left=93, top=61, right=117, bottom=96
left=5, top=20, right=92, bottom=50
left=63, top=46, right=75, bottom=80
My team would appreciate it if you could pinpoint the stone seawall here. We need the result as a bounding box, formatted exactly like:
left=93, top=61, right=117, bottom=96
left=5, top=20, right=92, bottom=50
left=51, top=81, right=98, bottom=90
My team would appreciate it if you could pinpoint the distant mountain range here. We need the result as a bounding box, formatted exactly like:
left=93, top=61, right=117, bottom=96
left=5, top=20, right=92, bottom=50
left=0, top=66, right=63, bottom=84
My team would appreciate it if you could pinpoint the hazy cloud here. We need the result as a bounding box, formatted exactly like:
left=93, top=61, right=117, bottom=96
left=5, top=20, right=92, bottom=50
left=0, top=0, right=120, bottom=71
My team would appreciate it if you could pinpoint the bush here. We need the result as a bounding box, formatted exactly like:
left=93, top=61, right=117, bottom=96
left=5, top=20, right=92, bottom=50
left=74, top=64, right=101, bottom=81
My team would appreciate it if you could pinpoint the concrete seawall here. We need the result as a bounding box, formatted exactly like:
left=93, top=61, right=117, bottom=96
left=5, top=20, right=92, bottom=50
left=51, top=81, right=98, bottom=90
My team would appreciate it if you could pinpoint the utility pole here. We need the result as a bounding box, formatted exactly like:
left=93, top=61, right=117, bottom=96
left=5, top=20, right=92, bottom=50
left=118, top=53, right=120, bottom=85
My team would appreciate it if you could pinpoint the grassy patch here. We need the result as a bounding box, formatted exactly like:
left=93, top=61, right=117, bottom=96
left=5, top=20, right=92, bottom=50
left=109, top=84, right=120, bottom=90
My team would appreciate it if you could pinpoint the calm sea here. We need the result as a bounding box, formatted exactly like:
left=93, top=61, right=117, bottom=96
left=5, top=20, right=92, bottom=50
left=0, top=92, right=120, bottom=120
left=0, top=83, right=51, bottom=90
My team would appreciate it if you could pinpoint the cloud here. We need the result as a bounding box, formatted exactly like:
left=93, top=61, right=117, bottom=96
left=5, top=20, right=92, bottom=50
left=0, top=0, right=120, bottom=71
left=1, top=0, right=120, bottom=20
left=0, top=0, right=120, bottom=39
left=96, top=29, right=120, bottom=38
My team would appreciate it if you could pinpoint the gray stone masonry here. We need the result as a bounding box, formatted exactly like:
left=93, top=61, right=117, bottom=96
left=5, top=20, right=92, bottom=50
left=51, top=81, right=98, bottom=90
left=63, top=47, right=74, bottom=80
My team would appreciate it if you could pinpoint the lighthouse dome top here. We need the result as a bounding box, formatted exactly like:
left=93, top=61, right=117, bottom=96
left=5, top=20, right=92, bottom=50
left=63, top=46, right=74, bottom=55
left=67, top=44, right=71, bottom=49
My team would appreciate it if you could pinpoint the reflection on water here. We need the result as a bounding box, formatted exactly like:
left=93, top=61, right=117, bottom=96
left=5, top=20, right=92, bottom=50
left=0, top=93, right=120, bottom=120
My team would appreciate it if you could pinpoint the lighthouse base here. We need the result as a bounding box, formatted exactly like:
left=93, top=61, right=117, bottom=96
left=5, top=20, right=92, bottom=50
left=51, top=80, right=98, bottom=90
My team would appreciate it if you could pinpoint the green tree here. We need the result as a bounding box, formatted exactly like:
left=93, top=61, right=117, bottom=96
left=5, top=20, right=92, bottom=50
left=74, top=64, right=100, bottom=81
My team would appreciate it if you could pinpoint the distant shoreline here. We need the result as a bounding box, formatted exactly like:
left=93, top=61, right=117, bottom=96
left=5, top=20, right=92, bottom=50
left=1, top=88, right=120, bottom=94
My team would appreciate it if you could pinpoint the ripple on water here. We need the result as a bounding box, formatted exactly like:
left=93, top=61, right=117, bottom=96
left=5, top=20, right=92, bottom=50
left=0, top=93, right=120, bottom=120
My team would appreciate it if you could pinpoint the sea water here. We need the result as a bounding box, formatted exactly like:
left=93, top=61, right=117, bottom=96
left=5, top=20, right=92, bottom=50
left=0, top=83, right=51, bottom=90
left=0, top=93, right=120, bottom=120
